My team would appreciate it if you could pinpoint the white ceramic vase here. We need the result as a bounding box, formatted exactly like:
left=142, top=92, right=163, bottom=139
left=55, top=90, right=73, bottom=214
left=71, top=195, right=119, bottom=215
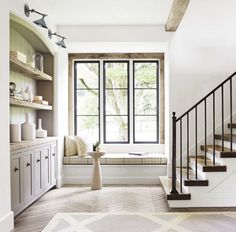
left=36, top=118, right=47, bottom=138
left=21, top=113, right=36, bottom=140
left=10, top=124, right=21, bottom=142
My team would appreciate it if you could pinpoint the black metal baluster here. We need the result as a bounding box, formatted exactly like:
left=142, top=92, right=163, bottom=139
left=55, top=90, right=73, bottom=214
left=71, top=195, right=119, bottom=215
left=213, top=92, right=216, bottom=165
left=170, top=112, right=178, bottom=195
left=187, top=113, right=189, bottom=179
left=230, top=78, right=233, bottom=151
left=222, top=86, right=224, bottom=151
left=204, top=99, right=207, bottom=165
left=195, top=107, right=198, bottom=179
left=180, top=118, right=182, bottom=193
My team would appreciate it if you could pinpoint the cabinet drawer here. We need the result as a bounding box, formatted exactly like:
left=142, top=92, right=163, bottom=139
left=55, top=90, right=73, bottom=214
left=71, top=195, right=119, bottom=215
left=50, top=142, right=57, bottom=185
left=11, top=156, right=22, bottom=212
left=23, top=151, right=34, bottom=204
left=34, top=149, right=42, bottom=196
left=42, top=146, right=51, bottom=190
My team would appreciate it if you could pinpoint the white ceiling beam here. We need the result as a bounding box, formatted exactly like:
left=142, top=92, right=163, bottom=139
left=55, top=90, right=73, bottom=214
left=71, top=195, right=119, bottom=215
left=165, top=0, right=190, bottom=32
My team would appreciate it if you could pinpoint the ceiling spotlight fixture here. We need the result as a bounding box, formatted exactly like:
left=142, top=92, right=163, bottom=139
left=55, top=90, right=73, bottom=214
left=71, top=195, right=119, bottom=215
left=48, top=29, right=67, bottom=49
left=24, top=4, right=48, bottom=29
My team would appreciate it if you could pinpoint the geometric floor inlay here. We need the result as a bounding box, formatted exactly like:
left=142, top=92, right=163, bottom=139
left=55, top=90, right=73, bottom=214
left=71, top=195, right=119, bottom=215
left=42, top=212, right=236, bottom=232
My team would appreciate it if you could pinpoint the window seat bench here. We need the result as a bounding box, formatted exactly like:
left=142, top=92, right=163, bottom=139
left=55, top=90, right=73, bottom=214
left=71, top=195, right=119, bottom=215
left=63, top=153, right=167, bottom=165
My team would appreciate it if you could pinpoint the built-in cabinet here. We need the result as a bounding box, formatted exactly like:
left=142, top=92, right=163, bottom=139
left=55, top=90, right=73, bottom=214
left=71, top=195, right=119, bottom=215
left=11, top=140, right=57, bottom=216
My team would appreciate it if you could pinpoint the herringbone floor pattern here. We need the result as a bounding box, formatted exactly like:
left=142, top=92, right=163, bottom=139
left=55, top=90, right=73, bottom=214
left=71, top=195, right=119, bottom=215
left=13, top=185, right=236, bottom=232
left=13, top=185, right=169, bottom=232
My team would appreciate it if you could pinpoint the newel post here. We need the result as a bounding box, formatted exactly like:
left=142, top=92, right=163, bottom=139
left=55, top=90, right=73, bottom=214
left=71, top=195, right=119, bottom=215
left=170, top=112, right=178, bottom=194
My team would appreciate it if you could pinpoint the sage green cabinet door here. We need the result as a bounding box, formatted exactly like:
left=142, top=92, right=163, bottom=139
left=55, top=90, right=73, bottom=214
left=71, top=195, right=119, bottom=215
left=42, top=146, right=51, bottom=190
left=23, top=151, right=34, bottom=204
left=11, top=157, right=22, bottom=212
left=34, top=149, right=42, bottom=196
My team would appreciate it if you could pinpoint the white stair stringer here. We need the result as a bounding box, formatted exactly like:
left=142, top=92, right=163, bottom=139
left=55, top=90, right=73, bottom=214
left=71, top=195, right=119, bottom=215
left=160, top=157, right=236, bottom=207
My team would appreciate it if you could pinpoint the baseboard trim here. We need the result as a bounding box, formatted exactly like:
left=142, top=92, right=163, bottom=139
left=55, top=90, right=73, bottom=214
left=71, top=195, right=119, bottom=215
left=56, top=175, right=64, bottom=188
left=0, top=211, right=14, bottom=232
left=63, top=176, right=160, bottom=185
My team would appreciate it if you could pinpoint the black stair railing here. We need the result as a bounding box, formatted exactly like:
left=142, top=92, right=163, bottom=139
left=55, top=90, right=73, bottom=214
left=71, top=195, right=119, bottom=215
left=170, top=72, right=236, bottom=195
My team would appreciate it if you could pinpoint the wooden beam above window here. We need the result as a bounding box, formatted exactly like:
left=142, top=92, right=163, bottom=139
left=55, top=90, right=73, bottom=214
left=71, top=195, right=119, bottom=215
left=165, top=0, right=190, bottom=32
left=69, top=53, right=164, bottom=60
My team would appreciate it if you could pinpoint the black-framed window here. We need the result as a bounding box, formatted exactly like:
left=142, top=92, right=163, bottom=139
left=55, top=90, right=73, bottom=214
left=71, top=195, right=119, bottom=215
left=74, top=59, right=159, bottom=144
left=103, top=61, right=129, bottom=143
left=74, top=61, right=100, bottom=142
left=133, top=61, right=159, bottom=143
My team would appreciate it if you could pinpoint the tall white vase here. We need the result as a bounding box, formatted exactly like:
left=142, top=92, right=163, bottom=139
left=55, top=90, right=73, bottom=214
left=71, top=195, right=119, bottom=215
left=10, top=124, right=21, bottom=142
left=36, top=118, right=47, bottom=138
left=21, top=113, right=36, bottom=140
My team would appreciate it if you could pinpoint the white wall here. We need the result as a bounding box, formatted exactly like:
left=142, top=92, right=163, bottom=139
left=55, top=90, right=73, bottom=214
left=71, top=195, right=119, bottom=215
left=58, top=25, right=171, bottom=42
left=58, top=25, right=171, bottom=156
left=54, top=51, right=68, bottom=187
left=168, top=0, right=236, bottom=164
left=0, top=1, right=13, bottom=231
left=169, top=0, right=236, bottom=116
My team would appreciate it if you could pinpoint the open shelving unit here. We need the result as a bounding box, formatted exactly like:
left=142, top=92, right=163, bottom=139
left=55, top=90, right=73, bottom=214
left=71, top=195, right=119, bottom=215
left=10, top=13, right=55, bottom=136
left=10, top=58, right=53, bottom=81
left=10, top=98, right=52, bottom=110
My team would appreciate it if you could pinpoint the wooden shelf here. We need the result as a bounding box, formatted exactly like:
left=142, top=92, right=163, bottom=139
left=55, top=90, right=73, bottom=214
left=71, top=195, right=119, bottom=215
left=10, top=58, right=53, bottom=81
left=10, top=98, right=52, bottom=110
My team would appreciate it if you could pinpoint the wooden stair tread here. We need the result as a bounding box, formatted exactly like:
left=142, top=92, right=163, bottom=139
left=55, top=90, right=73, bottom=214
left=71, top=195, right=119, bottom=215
left=189, top=156, right=227, bottom=172
left=215, top=134, right=236, bottom=142
left=200, top=145, right=236, bottom=158
left=177, top=168, right=209, bottom=186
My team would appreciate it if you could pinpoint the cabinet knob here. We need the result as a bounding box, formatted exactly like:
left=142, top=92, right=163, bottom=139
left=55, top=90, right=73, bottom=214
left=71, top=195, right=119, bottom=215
left=26, top=162, right=31, bottom=167
left=36, top=159, right=40, bottom=163
left=52, top=153, right=55, bottom=157
left=14, top=167, right=19, bottom=172
left=45, top=156, right=48, bottom=159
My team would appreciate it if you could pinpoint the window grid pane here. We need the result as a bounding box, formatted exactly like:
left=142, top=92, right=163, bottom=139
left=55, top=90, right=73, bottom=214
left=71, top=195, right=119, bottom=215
left=104, top=61, right=129, bottom=143
left=133, top=61, right=159, bottom=143
left=74, top=61, right=100, bottom=142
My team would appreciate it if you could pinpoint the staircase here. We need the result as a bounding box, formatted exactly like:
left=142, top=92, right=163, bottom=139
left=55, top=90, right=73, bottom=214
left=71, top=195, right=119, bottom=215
left=160, top=72, right=236, bottom=207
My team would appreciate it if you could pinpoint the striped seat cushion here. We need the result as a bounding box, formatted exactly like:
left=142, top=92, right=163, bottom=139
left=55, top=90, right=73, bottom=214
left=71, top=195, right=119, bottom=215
left=63, top=153, right=167, bottom=165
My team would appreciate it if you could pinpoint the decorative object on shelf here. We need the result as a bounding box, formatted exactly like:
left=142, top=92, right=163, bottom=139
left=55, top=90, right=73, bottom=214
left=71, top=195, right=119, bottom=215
left=10, top=51, right=27, bottom=63
left=10, top=124, right=21, bottom=142
left=21, top=112, right=36, bottom=140
left=93, top=141, right=100, bottom=152
left=24, top=86, right=33, bottom=102
left=9, top=82, right=16, bottom=96
left=36, top=118, right=47, bottom=138
left=33, top=99, right=48, bottom=105
left=19, top=88, right=28, bottom=101
left=34, top=96, right=43, bottom=101
left=33, top=53, right=44, bottom=71
left=48, top=29, right=67, bottom=48
left=24, top=4, right=48, bottom=29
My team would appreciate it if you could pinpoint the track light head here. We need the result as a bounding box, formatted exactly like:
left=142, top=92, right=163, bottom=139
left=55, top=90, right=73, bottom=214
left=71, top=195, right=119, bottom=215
left=56, top=38, right=66, bottom=48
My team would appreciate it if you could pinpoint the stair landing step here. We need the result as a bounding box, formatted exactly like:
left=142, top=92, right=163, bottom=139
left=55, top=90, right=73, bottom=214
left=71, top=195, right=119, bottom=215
left=190, top=156, right=227, bottom=172
left=215, top=134, right=236, bottom=143
left=167, top=193, right=191, bottom=200
left=200, top=145, right=236, bottom=158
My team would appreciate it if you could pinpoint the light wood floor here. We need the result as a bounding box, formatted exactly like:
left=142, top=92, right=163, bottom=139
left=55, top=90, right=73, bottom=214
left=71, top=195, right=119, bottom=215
left=12, top=185, right=236, bottom=232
